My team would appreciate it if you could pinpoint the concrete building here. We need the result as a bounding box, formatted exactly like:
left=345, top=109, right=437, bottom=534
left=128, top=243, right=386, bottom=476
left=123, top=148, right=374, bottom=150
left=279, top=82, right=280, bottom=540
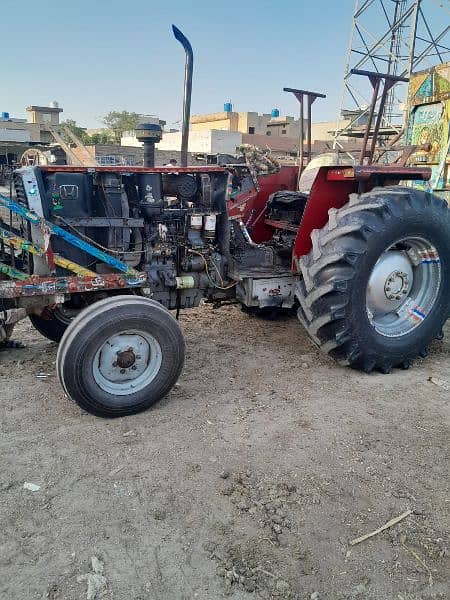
left=311, top=120, right=346, bottom=143
left=0, top=103, right=63, bottom=147
left=189, top=107, right=362, bottom=159
left=190, top=106, right=364, bottom=141
left=0, top=117, right=41, bottom=144
left=0, top=103, right=63, bottom=169
left=26, top=103, right=64, bottom=143
left=118, top=104, right=366, bottom=161
left=121, top=124, right=242, bottom=157
left=190, top=109, right=300, bottom=137
left=156, top=129, right=242, bottom=155
left=26, top=103, right=62, bottom=125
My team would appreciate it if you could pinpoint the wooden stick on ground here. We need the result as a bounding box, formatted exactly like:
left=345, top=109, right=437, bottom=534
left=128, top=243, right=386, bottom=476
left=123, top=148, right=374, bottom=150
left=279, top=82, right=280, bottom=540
left=401, top=542, right=433, bottom=587
left=350, top=509, right=413, bottom=546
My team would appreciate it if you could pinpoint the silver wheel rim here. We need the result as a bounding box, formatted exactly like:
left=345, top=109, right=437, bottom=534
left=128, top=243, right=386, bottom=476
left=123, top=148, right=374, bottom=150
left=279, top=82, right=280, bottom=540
left=366, top=236, right=441, bottom=338
left=93, top=330, right=162, bottom=395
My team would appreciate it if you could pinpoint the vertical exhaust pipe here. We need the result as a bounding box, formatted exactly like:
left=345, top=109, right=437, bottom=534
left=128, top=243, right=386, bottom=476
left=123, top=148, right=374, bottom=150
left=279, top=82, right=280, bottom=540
left=172, top=25, right=193, bottom=167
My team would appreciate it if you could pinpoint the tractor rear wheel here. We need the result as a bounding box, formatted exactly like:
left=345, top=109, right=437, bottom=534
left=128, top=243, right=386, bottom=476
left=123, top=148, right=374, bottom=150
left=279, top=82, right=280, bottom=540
left=296, top=187, right=449, bottom=373
left=29, top=304, right=79, bottom=343
left=57, top=296, right=185, bottom=417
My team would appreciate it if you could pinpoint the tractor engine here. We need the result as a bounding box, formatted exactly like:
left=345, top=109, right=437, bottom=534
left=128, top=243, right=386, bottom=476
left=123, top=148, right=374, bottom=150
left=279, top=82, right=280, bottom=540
left=12, top=165, right=232, bottom=309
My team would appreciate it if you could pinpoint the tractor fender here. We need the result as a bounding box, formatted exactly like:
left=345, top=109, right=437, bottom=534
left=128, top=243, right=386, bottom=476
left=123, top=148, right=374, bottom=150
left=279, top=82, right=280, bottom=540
left=292, top=166, right=360, bottom=266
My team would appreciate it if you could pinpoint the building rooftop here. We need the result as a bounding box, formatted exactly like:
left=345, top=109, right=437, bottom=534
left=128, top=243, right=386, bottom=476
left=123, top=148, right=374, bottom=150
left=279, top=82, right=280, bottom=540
left=26, top=105, right=63, bottom=113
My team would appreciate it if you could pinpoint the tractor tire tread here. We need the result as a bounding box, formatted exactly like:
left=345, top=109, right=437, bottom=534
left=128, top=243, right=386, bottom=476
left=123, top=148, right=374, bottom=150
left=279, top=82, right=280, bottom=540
left=295, top=186, right=450, bottom=373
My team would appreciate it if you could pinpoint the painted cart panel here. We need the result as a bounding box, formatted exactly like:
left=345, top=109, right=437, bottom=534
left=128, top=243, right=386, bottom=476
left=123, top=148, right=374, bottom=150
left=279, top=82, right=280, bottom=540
left=406, top=62, right=450, bottom=199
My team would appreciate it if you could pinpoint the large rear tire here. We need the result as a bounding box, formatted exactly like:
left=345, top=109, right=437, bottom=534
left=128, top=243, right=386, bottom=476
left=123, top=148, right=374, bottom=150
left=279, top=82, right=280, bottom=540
left=296, top=187, right=450, bottom=373
left=57, top=296, right=185, bottom=417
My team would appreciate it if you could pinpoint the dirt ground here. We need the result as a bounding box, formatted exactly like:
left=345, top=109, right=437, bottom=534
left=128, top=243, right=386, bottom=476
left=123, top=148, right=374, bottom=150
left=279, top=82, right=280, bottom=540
left=0, top=305, right=449, bottom=600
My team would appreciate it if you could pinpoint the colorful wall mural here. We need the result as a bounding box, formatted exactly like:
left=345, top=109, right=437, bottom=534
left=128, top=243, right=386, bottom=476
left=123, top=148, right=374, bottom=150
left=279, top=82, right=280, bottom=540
left=406, top=62, right=450, bottom=198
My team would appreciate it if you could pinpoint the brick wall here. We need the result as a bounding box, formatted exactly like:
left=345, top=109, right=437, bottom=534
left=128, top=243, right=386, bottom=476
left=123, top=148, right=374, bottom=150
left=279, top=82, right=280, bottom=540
left=70, top=145, right=201, bottom=167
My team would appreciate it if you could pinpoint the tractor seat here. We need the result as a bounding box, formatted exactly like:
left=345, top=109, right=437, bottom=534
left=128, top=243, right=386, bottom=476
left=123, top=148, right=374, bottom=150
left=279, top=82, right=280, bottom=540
left=265, top=190, right=308, bottom=231
left=264, top=153, right=354, bottom=233
left=267, top=190, right=308, bottom=208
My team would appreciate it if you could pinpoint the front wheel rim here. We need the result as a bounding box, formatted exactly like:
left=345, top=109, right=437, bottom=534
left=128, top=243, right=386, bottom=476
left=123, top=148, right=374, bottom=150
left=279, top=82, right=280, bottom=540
left=93, top=330, right=162, bottom=395
left=366, top=236, right=441, bottom=338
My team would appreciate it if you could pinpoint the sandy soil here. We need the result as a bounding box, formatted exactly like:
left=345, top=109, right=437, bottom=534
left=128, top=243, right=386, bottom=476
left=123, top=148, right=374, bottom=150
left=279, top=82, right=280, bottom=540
left=0, top=305, right=449, bottom=600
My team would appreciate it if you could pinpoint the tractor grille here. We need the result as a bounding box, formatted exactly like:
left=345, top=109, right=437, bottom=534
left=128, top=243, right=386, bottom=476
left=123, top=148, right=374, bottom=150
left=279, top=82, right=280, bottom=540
left=12, top=172, right=27, bottom=206
left=0, top=173, right=26, bottom=229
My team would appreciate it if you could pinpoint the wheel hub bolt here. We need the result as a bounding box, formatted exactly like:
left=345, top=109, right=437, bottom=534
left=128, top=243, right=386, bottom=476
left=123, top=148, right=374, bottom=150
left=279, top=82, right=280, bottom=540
left=116, top=349, right=136, bottom=369
left=384, top=270, right=409, bottom=300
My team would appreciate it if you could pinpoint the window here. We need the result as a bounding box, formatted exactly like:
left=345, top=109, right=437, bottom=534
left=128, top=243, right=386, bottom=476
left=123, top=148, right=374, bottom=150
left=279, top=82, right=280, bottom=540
left=266, top=131, right=271, bottom=136
left=97, top=155, right=116, bottom=165
left=248, top=126, right=255, bottom=134
left=97, top=155, right=133, bottom=166
left=282, top=129, right=287, bottom=134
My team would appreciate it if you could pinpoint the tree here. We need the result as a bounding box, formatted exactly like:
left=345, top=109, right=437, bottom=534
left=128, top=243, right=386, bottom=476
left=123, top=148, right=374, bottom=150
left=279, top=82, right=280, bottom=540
left=88, top=131, right=113, bottom=145
left=60, top=119, right=89, bottom=145
left=102, top=111, right=140, bottom=143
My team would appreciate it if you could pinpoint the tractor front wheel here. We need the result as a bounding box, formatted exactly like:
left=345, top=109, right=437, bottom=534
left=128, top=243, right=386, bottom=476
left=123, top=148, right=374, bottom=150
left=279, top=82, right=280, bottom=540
left=296, top=187, right=449, bottom=373
left=57, top=296, right=185, bottom=417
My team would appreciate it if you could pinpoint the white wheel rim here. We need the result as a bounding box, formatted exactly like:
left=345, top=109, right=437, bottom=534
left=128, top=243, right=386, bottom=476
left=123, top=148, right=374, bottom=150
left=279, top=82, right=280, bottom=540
left=366, top=236, right=441, bottom=338
left=93, top=330, right=162, bottom=395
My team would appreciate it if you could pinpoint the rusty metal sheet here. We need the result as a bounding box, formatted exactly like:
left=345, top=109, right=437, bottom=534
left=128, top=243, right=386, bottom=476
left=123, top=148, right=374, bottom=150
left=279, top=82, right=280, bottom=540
left=0, top=272, right=148, bottom=299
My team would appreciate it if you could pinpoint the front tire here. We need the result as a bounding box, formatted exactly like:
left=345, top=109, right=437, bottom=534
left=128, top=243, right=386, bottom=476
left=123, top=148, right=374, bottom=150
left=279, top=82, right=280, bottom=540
left=296, top=187, right=450, bottom=373
left=57, top=296, right=185, bottom=417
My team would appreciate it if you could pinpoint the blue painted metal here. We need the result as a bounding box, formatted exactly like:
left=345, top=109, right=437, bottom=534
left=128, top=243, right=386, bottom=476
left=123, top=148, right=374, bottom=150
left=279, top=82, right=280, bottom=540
left=271, top=108, right=280, bottom=118
left=0, top=193, right=140, bottom=277
left=224, top=102, right=233, bottom=113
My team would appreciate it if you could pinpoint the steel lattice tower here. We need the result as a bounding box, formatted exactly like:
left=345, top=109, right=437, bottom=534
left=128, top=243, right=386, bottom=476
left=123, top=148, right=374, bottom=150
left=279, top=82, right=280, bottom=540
left=334, top=0, right=450, bottom=148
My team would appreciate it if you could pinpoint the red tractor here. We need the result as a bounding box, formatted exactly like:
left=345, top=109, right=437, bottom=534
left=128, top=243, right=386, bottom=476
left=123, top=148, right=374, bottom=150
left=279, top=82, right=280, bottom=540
left=0, top=27, right=448, bottom=417
left=229, top=68, right=448, bottom=373
left=229, top=157, right=448, bottom=372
